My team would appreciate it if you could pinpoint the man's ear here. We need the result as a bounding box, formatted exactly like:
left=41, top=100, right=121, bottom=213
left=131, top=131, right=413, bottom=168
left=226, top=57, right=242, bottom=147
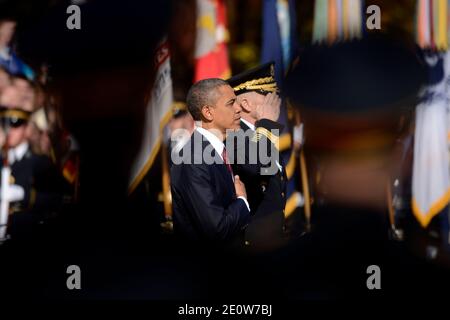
left=201, top=105, right=213, bottom=121
left=240, top=98, right=251, bottom=113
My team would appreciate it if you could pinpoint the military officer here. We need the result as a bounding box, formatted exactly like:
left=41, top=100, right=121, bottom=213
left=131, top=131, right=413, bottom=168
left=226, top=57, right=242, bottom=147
left=0, top=88, right=66, bottom=240
left=227, top=62, right=288, bottom=252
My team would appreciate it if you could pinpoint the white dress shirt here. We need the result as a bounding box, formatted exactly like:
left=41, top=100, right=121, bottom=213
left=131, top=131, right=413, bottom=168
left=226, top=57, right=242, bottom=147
left=240, top=118, right=256, bottom=131
left=196, top=127, right=225, bottom=160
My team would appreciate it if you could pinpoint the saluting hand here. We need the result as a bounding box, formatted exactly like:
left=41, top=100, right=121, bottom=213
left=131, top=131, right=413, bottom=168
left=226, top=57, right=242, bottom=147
left=256, top=92, right=281, bottom=122
left=234, top=175, right=247, bottom=199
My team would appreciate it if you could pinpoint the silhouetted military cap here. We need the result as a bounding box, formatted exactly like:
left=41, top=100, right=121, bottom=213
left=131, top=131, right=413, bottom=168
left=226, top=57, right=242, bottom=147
left=285, top=35, right=426, bottom=113
left=227, top=62, right=278, bottom=95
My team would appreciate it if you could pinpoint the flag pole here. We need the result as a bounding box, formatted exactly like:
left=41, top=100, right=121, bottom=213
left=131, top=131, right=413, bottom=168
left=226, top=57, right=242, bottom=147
left=386, top=179, right=403, bottom=241
left=299, top=148, right=311, bottom=232
left=161, top=141, right=172, bottom=218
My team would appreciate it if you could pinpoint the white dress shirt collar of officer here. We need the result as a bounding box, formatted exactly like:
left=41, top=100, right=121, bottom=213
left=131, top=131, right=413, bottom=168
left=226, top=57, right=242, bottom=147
left=8, top=141, right=29, bottom=165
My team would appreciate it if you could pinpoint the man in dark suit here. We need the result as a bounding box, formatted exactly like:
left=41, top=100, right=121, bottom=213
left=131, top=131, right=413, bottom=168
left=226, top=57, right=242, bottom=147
left=170, top=78, right=251, bottom=246
left=227, top=62, right=287, bottom=252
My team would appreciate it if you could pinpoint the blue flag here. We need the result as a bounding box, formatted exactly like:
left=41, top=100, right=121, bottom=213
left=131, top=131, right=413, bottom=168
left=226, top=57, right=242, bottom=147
left=261, top=0, right=302, bottom=218
left=261, top=0, right=298, bottom=87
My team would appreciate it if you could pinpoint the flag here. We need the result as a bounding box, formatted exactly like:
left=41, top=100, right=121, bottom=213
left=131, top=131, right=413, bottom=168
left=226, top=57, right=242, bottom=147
left=194, top=0, right=231, bottom=81
left=413, top=2, right=450, bottom=229
left=261, top=0, right=298, bottom=87
left=416, top=0, right=448, bottom=51
left=128, top=39, right=174, bottom=193
left=412, top=51, right=450, bottom=227
left=261, top=0, right=302, bottom=218
left=313, top=0, right=364, bottom=44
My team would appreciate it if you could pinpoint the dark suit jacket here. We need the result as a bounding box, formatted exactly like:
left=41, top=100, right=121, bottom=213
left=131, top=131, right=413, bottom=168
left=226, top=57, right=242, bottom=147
left=171, top=130, right=250, bottom=246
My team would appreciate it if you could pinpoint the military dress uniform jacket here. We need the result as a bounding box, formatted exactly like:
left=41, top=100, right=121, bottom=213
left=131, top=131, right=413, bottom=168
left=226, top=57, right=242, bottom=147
left=0, top=147, right=66, bottom=239
left=230, top=119, right=287, bottom=251
left=171, top=130, right=251, bottom=246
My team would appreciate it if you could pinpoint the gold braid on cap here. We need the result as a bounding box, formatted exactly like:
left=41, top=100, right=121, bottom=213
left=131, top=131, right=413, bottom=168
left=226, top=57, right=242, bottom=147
left=0, top=109, right=31, bottom=121
left=233, top=76, right=277, bottom=92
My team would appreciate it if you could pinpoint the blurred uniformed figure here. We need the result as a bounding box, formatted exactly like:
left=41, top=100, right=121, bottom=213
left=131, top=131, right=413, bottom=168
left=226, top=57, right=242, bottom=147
left=227, top=62, right=287, bottom=252
left=0, top=86, right=66, bottom=240
left=160, top=102, right=194, bottom=231
left=282, top=34, right=437, bottom=298
left=166, top=102, right=195, bottom=167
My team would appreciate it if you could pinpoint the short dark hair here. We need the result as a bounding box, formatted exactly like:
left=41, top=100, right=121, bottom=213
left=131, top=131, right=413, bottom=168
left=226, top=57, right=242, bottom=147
left=186, top=78, right=228, bottom=121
